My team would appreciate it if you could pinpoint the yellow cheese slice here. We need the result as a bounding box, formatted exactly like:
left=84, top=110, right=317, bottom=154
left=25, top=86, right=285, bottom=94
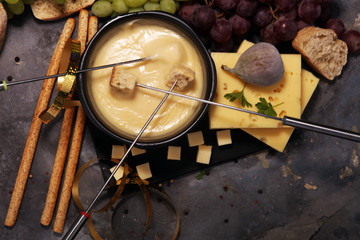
left=209, top=43, right=301, bottom=128
left=243, top=69, right=319, bottom=152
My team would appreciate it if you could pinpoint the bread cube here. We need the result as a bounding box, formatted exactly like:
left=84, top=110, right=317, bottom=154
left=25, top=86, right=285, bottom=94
left=166, top=64, right=195, bottom=90
left=110, top=66, right=137, bottom=93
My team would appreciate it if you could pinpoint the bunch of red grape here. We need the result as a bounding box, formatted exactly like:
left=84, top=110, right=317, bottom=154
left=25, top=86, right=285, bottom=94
left=178, top=0, right=360, bottom=53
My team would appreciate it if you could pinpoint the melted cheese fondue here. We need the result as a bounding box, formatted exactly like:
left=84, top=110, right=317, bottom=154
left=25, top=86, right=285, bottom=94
left=86, top=19, right=206, bottom=141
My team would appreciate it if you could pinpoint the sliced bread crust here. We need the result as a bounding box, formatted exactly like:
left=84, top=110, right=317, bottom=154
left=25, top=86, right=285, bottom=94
left=31, top=0, right=95, bottom=21
left=292, top=26, right=348, bottom=80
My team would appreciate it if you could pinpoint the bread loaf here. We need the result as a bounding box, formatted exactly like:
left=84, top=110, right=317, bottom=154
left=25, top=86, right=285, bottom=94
left=292, top=26, right=348, bottom=80
left=0, top=3, right=7, bottom=52
left=31, top=0, right=95, bottom=21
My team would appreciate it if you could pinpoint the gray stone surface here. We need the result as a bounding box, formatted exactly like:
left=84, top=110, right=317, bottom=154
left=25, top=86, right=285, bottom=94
left=1, top=3, right=360, bottom=240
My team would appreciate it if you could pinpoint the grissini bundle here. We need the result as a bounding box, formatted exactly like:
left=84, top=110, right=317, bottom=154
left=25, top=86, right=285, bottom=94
left=5, top=18, right=76, bottom=227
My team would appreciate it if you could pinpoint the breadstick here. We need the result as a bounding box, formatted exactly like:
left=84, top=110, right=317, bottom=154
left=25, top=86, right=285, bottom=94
left=53, top=12, right=91, bottom=233
left=5, top=18, right=76, bottom=227
left=87, top=16, right=98, bottom=43
left=40, top=108, right=75, bottom=226
left=53, top=106, right=86, bottom=233
left=78, top=9, right=88, bottom=55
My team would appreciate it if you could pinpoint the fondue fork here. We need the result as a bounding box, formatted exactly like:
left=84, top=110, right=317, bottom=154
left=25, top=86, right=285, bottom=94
left=135, top=83, right=360, bottom=142
left=62, top=80, right=178, bottom=240
left=0, top=57, right=151, bottom=91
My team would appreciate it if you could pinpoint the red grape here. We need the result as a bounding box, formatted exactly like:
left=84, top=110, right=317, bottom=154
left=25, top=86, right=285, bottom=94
left=210, top=18, right=233, bottom=43
left=260, top=24, right=280, bottom=45
left=215, top=0, right=239, bottom=11
left=192, top=6, right=217, bottom=31
left=274, top=0, right=296, bottom=12
left=252, top=5, right=273, bottom=28
left=229, top=14, right=251, bottom=35
left=298, top=0, right=321, bottom=23
left=212, top=38, right=234, bottom=52
left=278, top=9, right=298, bottom=21
left=325, top=18, right=345, bottom=37
left=178, top=2, right=201, bottom=25
left=317, top=3, right=332, bottom=23
left=296, top=20, right=311, bottom=31
left=340, top=30, right=360, bottom=53
left=236, top=0, right=258, bottom=18
left=319, top=0, right=332, bottom=5
left=273, top=17, right=297, bottom=41
left=258, top=0, right=273, bottom=3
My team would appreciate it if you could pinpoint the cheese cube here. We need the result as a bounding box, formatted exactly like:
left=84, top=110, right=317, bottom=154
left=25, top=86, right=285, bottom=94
left=196, top=145, right=212, bottom=165
left=209, top=42, right=302, bottom=129
left=216, top=129, right=232, bottom=146
left=187, top=131, right=204, bottom=147
left=167, top=146, right=181, bottom=160
left=136, top=162, right=152, bottom=180
left=243, top=69, right=319, bottom=152
left=131, top=147, right=146, bottom=156
left=112, top=145, right=126, bottom=159
left=110, top=165, right=125, bottom=181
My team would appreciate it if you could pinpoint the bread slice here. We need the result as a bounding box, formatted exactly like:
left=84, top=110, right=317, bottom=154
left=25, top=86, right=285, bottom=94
left=292, top=26, right=348, bottom=80
left=0, top=3, right=7, bottom=52
left=31, top=0, right=95, bottom=21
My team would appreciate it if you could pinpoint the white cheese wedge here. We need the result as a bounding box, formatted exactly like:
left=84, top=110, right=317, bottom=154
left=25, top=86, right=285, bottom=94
left=167, top=146, right=181, bottom=160
left=187, top=130, right=204, bottom=147
left=136, top=162, right=152, bottom=180
left=112, top=145, right=126, bottom=159
left=216, top=129, right=232, bottom=146
left=209, top=42, right=302, bottom=128
left=243, top=69, right=319, bottom=152
left=131, top=147, right=146, bottom=156
left=196, top=145, right=212, bottom=164
left=110, top=166, right=125, bottom=181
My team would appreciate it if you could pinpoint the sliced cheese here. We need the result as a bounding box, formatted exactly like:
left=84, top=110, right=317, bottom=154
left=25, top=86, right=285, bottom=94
left=112, top=145, right=126, bottom=159
left=131, top=147, right=146, bottom=156
left=216, top=129, right=232, bottom=146
left=187, top=130, right=204, bottom=147
left=136, top=162, right=152, bottom=180
left=243, top=69, right=319, bottom=152
left=209, top=42, right=302, bottom=129
left=110, top=166, right=125, bottom=181
left=167, top=146, right=181, bottom=160
left=196, top=145, right=212, bottom=165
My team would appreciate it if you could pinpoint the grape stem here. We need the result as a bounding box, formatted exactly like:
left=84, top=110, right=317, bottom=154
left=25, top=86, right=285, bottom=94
left=204, top=0, right=214, bottom=7
left=269, top=5, right=279, bottom=22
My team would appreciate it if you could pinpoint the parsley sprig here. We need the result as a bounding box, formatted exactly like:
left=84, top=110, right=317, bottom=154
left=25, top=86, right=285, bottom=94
left=196, top=170, right=206, bottom=180
left=224, top=83, right=252, bottom=108
left=255, top=97, right=284, bottom=117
